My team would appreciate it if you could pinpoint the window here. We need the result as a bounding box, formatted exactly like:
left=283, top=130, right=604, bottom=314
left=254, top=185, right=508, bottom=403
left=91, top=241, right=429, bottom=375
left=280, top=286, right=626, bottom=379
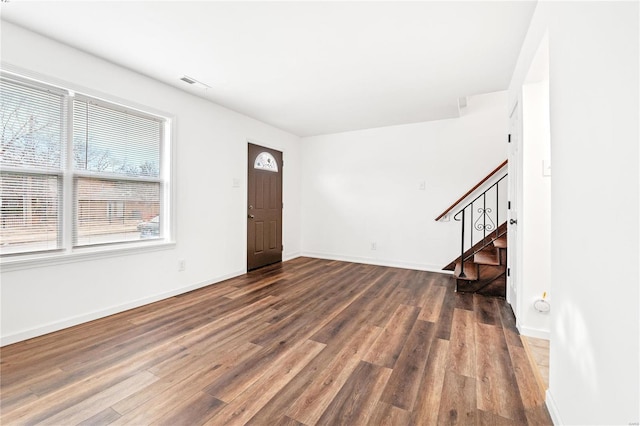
left=0, top=78, right=65, bottom=254
left=254, top=152, right=278, bottom=172
left=0, top=73, right=170, bottom=257
left=72, top=97, right=163, bottom=246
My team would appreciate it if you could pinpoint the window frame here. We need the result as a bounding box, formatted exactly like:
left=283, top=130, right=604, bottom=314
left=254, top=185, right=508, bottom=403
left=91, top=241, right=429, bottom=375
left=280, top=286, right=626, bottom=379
left=0, top=69, right=175, bottom=271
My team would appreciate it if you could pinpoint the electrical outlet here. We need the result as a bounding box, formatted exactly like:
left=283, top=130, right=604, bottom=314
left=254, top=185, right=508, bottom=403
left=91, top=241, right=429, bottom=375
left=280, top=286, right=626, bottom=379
left=371, top=242, right=377, bottom=251
left=178, top=259, right=186, bottom=271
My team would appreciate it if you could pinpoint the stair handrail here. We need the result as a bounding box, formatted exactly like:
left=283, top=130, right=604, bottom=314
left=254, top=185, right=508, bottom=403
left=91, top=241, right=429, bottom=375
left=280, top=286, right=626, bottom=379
left=453, top=172, right=508, bottom=278
left=434, top=160, right=508, bottom=221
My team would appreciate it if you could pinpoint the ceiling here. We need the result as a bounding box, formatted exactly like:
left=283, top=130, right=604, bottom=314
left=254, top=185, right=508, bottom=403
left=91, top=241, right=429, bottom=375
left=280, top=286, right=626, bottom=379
left=1, top=1, right=536, bottom=137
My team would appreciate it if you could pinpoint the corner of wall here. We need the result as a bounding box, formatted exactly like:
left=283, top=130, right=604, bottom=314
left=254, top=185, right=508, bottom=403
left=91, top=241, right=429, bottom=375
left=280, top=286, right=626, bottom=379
left=517, top=324, right=550, bottom=340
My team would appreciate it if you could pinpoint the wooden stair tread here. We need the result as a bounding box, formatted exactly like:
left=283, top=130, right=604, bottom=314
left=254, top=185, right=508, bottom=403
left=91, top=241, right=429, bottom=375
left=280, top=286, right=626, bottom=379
left=474, top=248, right=500, bottom=266
left=442, top=222, right=508, bottom=271
left=493, top=236, right=507, bottom=248
left=443, top=222, right=507, bottom=297
left=454, top=261, right=478, bottom=281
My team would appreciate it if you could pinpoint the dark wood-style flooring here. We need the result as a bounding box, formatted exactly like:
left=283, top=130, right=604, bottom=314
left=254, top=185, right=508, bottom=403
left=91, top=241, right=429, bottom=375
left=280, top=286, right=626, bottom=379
left=0, top=257, right=552, bottom=425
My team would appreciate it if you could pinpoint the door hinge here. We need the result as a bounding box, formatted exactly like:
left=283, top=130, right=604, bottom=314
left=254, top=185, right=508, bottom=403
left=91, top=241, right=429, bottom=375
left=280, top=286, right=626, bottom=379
left=507, top=268, right=511, bottom=277
left=281, top=244, right=284, bottom=252
left=508, top=134, right=511, bottom=143
left=508, top=201, right=511, bottom=210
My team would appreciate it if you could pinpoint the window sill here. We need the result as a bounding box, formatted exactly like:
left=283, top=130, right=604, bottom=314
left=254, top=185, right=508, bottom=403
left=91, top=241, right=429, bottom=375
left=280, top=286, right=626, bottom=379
left=0, top=240, right=176, bottom=273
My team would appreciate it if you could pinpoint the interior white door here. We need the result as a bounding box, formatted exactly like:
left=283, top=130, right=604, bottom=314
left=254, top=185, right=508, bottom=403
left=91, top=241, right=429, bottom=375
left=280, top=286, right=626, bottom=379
left=507, top=101, right=520, bottom=319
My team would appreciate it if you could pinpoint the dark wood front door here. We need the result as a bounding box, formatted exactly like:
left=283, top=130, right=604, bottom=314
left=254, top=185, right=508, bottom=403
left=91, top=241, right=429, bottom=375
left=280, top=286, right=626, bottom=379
left=247, top=143, right=283, bottom=271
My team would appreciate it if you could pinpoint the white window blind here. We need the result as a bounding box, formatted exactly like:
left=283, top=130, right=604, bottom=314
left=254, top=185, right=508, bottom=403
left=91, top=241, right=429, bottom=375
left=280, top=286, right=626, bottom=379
left=0, top=77, right=65, bottom=254
left=72, top=99, right=160, bottom=177
left=0, top=72, right=170, bottom=257
left=72, top=98, right=163, bottom=247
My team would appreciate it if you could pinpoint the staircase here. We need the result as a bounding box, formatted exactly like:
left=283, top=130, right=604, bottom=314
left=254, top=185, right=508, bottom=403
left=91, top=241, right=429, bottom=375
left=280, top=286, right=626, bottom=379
left=443, top=222, right=508, bottom=298
left=435, top=160, right=509, bottom=298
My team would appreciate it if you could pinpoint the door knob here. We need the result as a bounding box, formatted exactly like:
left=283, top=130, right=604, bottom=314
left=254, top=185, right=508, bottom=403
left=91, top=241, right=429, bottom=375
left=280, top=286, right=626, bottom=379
left=248, top=214, right=255, bottom=219
left=510, top=219, right=517, bottom=225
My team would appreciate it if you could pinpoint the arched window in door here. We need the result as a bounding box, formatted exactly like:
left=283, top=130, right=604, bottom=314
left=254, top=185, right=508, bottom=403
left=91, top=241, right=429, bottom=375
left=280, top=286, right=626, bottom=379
left=254, top=152, right=278, bottom=172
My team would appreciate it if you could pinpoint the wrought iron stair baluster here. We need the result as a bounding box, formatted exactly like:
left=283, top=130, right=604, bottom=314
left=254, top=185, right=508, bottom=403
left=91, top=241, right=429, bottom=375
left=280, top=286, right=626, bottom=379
left=453, top=173, right=507, bottom=284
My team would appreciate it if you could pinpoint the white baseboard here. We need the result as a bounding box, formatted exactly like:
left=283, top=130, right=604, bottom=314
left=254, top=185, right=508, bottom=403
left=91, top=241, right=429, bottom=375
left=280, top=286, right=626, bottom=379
left=546, top=389, right=563, bottom=425
left=301, top=251, right=451, bottom=275
left=0, top=269, right=245, bottom=347
left=283, top=251, right=301, bottom=262
left=518, top=325, right=551, bottom=340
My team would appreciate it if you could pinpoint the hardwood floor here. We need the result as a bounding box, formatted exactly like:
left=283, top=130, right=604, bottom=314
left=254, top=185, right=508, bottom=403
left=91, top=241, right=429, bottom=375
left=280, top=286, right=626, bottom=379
left=0, top=257, right=552, bottom=425
left=523, top=336, right=550, bottom=391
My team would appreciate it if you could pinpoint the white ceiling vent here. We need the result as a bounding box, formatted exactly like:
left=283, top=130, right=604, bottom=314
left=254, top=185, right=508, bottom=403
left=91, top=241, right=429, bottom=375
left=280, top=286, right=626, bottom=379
left=180, top=75, right=197, bottom=84
left=179, top=75, right=211, bottom=90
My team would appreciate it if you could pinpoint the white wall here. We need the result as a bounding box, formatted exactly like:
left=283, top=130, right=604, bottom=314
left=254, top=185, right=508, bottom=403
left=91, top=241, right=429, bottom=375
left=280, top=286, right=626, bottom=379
left=300, top=91, right=507, bottom=271
left=518, top=35, right=552, bottom=338
left=519, top=79, right=551, bottom=339
left=510, top=2, right=639, bottom=424
left=0, top=22, right=302, bottom=345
